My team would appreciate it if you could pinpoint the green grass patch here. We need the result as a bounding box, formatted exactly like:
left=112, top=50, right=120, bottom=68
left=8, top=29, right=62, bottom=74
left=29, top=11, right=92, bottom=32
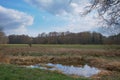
left=0, top=64, right=90, bottom=80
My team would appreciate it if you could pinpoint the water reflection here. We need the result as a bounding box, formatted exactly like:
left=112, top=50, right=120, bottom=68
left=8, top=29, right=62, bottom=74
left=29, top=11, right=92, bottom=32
left=27, top=63, right=100, bottom=77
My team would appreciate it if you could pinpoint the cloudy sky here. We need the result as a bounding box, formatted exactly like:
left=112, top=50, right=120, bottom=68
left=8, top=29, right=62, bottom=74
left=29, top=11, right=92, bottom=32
left=0, top=0, right=100, bottom=36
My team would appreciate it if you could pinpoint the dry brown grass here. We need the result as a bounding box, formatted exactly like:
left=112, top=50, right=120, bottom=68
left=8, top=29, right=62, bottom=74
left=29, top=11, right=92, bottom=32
left=0, top=45, right=120, bottom=72
left=1, top=47, right=120, bottom=57
left=0, top=53, right=10, bottom=64
left=105, top=62, right=120, bottom=71
left=0, top=44, right=120, bottom=80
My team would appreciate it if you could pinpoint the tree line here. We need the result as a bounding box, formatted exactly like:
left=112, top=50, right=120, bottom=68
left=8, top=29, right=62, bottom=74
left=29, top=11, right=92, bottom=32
left=0, top=31, right=119, bottom=44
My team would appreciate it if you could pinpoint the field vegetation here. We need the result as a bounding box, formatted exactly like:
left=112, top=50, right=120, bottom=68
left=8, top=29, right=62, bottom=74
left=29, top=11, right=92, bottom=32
left=0, top=44, right=120, bottom=80
left=0, top=64, right=90, bottom=80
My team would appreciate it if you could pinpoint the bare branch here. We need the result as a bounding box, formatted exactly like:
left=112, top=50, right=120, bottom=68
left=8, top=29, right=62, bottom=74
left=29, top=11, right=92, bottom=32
left=84, top=0, right=120, bottom=35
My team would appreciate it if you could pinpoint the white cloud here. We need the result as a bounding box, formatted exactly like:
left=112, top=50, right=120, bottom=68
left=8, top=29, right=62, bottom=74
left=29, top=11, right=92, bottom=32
left=52, top=15, right=99, bottom=32
left=0, top=5, right=34, bottom=35
left=25, top=0, right=71, bottom=15
left=25, top=0, right=100, bottom=32
left=25, top=0, right=91, bottom=15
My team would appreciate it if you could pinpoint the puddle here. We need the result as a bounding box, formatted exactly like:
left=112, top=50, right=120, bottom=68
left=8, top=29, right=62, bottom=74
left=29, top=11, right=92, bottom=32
left=27, top=63, right=100, bottom=77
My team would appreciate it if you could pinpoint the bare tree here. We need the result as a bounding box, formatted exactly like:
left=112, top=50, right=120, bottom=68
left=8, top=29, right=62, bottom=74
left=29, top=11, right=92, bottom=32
left=0, top=28, right=8, bottom=44
left=84, top=0, right=120, bottom=35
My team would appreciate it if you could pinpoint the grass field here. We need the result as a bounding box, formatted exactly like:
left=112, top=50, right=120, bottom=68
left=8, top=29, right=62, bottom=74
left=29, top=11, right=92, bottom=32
left=0, top=44, right=120, bottom=80
left=0, top=64, right=90, bottom=80
left=1, top=44, right=120, bottom=49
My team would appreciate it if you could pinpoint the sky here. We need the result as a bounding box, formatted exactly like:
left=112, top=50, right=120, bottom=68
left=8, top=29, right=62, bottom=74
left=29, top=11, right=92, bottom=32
left=0, top=0, right=101, bottom=37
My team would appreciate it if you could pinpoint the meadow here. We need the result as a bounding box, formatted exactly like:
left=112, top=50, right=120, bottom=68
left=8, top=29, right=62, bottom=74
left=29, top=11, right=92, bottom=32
left=0, top=44, right=120, bottom=80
